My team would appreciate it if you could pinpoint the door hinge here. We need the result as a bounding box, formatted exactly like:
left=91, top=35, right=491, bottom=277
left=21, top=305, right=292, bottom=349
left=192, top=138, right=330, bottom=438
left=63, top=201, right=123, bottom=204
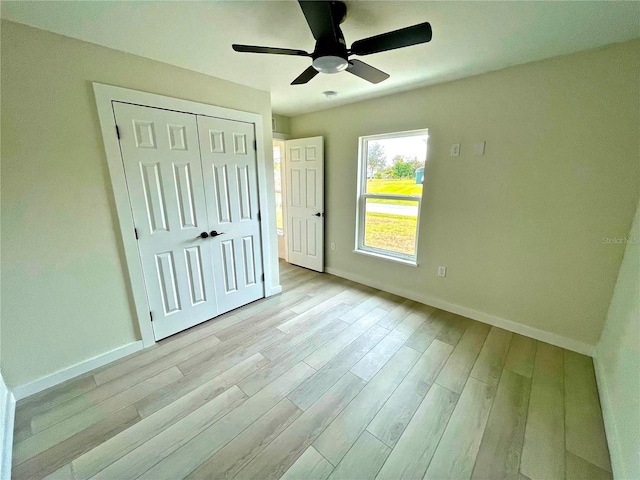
left=253, top=140, right=257, bottom=150
left=134, top=228, right=139, bottom=240
left=261, top=273, right=265, bottom=282
left=257, top=211, right=261, bottom=222
left=116, top=125, right=121, bottom=139
left=150, top=311, right=153, bottom=322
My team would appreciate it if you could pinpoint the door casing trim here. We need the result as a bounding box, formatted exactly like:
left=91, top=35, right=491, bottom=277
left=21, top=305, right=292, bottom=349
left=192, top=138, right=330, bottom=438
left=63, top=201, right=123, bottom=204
left=93, top=83, right=279, bottom=348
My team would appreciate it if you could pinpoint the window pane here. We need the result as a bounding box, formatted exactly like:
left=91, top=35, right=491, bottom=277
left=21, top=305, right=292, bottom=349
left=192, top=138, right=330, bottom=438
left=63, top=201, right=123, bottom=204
left=273, top=147, right=282, bottom=192
left=273, top=144, right=283, bottom=231
left=365, top=134, right=427, bottom=193
left=275, top=191, right=283, bottom=231
left=364, top=198, right=419, bottom=256
left=366, top=178, right=423, bottom=198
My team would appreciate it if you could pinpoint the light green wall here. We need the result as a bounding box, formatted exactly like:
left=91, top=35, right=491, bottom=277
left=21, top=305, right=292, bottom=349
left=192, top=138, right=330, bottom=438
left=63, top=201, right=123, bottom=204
left=0, top=20, right=275, bottom=388
left=291, top=40, right=640, bottom=347
left=595, top=201, right=640, bottom=480
left=272, top=114, right=291, bottom=136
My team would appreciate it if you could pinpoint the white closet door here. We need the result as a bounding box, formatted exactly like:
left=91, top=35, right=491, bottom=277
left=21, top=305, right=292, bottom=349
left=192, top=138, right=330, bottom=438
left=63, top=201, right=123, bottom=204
left=197, top=115, right=265, bottom=314
left=285, top=136, right=324, bottom=272
left=114, top=102, right=219, bottom=340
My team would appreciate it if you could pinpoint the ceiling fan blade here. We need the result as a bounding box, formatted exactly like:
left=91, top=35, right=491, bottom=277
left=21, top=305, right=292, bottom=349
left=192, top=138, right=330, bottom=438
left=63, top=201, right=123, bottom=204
left=291, top=65, right=320, bottom=85
left=298, top=1, right=339, bottom=41
left=232, top=44, right=310, bottom=56
left=350, top=22, right=432, bottom=56
left=346, top=59, right=389, bottom=84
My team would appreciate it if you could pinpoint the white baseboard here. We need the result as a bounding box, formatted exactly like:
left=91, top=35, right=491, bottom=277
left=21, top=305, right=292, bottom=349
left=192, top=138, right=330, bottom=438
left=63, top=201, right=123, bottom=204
left=1, top=375, right=16, bottom=479
left=267, top=284, right=283, bottom=297
left=592, top=354, right=623, bottom=479
left=325, top=266, right=595, bottom=356
left=12, top=341, right=144, bottom=401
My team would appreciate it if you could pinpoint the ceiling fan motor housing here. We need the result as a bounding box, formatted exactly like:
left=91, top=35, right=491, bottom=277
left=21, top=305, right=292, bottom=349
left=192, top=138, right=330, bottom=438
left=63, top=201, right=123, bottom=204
left=309, top=1, right=349, bottom=74
left=312, top=37, right=348, bottom=73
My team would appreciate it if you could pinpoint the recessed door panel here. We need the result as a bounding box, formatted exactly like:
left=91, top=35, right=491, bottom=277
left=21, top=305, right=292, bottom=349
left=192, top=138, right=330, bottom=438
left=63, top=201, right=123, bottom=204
left=290, top=169, right=302, bottom=208
left=305, top=146, right=317, bottom=161
left=155, top=252, right=181, bottom=314
left=233, top=133, right=247, bottom=155
left=140, top=162, right=169, bottom=233
left=213, top=165, right=232, bottom=224
left=173, top=163, right=197, bottom=229
left=220, top=240, right=238, bottom=293
left=242, top=236, right=257, bottom=286
left=168, top=125, right=188, bottom=151
left=209, top=131, right=225, bottom=153
left=306, top=169, right=317, bottom=209
left=306, top=220, right=317, bottom=257
left=286, top=136, right=324, bottom=272
left=236, top=165, right=252, bottom=221
left=185, top=246, right=206, bottom=305
left=292, top=218, right=303, bottom=254
left=290, top=147, right=301, bottom=162
left=134, top=120, right=157, bottom=149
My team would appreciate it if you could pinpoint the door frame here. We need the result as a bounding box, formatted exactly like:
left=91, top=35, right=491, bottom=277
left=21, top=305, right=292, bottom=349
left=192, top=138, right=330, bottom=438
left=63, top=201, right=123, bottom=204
left=93, top=83, right=280, bottom=348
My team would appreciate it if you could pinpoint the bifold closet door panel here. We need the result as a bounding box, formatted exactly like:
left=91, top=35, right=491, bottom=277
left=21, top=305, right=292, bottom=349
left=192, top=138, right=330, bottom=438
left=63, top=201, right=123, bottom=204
left=114, top=102, right=219, bottom=340
left=197, top=115, right=265, bottom=314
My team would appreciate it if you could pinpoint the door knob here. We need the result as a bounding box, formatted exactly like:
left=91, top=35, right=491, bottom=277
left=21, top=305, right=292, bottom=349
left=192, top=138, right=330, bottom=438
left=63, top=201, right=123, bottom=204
left=197, top=232, right=209, bottom=239
left=312, top=212, right=322, bottom=217
left=210, top=230, right=226, bottom=237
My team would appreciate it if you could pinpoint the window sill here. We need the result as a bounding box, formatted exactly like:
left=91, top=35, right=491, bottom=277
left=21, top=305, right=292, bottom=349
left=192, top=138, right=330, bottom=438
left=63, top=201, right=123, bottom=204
left=353, top=249, right=418, bottom=267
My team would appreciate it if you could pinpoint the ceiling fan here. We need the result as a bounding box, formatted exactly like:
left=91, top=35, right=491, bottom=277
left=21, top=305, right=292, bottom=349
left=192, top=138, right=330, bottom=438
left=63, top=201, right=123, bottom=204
left=232, top=0, right=432, bottom=85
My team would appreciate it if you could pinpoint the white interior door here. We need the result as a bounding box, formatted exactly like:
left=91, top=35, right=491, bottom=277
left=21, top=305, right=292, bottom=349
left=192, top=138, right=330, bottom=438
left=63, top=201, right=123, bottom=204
left=197, top=115, right=265, bottom=314
left=285, top=136, right=324, bottom=272
left=114, top=102, right=219, bottom=340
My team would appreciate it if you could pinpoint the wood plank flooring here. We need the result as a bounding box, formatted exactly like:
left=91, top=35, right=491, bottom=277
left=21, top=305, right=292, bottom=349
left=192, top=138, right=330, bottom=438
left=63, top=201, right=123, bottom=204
left=13, top=260, right=611, bottom=480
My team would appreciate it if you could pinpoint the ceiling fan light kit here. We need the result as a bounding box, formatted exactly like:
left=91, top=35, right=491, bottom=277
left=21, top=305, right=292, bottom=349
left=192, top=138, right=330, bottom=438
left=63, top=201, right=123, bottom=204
left=232, top=0, right=432, bottom=85
left=313, top=55, right=349, bottom=74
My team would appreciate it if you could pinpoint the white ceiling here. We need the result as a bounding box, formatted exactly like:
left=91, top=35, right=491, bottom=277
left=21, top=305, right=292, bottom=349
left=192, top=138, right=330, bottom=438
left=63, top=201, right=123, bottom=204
left=2, top=1, right=639, bottom=116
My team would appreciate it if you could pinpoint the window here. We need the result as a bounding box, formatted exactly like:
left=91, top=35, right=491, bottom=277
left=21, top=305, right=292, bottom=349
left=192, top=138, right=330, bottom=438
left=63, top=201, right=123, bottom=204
left=355, top=130, right=428, bottom=264
left=273, top=143, right=284, bottom=233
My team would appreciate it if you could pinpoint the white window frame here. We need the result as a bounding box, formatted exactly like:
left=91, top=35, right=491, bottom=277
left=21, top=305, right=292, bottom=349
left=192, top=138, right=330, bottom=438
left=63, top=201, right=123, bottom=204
left=354, top=129, right=427, bottom=266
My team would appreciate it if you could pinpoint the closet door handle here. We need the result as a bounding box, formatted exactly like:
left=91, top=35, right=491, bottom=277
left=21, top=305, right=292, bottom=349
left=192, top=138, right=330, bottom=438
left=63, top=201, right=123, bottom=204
left=210, top=231, right=225, bottom=238
left=196, top=232, right=209, bottom=239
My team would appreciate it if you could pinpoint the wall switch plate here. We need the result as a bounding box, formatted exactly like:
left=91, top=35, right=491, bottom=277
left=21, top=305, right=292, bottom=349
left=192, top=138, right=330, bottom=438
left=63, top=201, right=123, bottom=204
left=330, top=242, right=336, bottom=251
left=438, top=266, right=447, bottom=277
left=474, top=141, right=486, bottom=155
left=450, top=144, right=460, bottom=157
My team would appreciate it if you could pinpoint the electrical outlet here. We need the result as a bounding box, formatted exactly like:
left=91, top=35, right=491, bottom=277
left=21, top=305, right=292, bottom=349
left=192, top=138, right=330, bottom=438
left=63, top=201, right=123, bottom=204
left=450, top=144, right=460, bottom=157
left=438, top=266, right=447, bottom=277
left=330, top=242, right=336, bottom=251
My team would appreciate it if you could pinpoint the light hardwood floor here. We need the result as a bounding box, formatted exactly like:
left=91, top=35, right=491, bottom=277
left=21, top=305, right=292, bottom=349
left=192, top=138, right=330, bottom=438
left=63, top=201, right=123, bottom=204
left=12, top=261, right=612, bottom=480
